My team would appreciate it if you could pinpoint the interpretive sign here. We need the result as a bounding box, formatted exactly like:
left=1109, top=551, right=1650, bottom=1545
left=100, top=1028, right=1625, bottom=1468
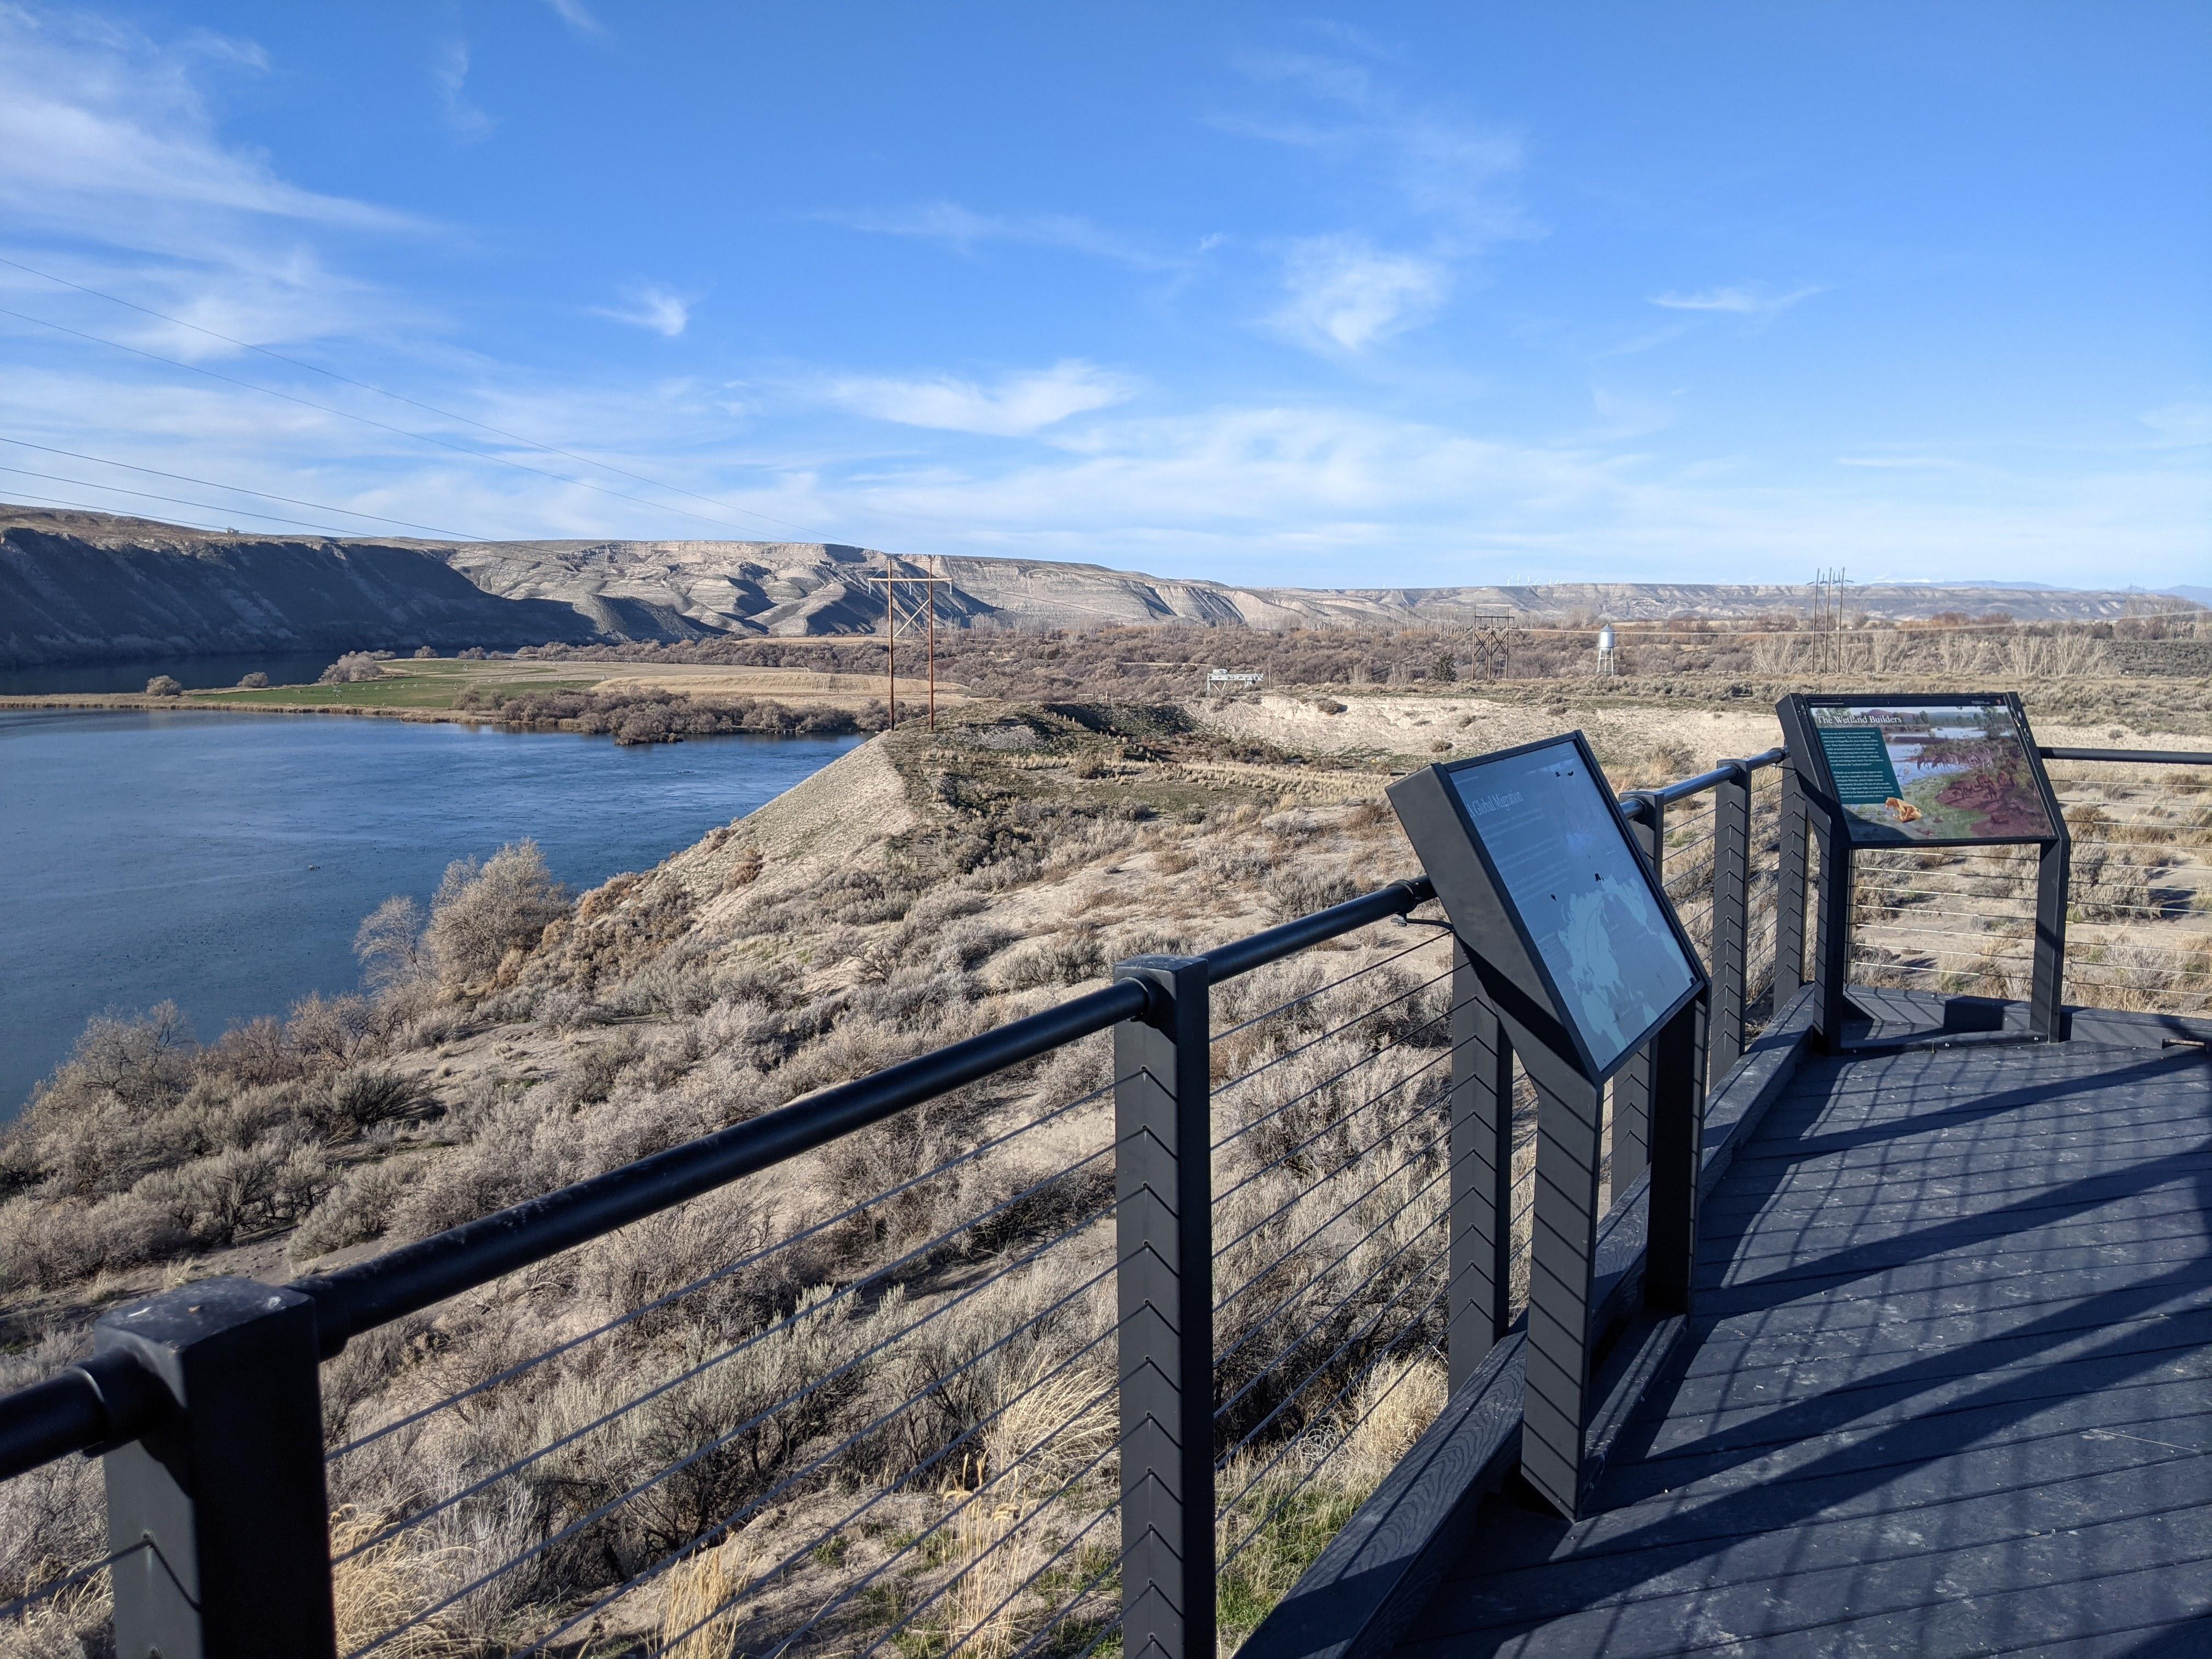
left=1783, top=693, right=2058, bottom=846
left=1389, top=733, right=1705, bottom=1080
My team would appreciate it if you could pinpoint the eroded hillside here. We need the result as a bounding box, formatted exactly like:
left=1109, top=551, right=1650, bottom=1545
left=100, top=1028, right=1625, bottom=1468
left=5, top=503, right=2190, bottom=669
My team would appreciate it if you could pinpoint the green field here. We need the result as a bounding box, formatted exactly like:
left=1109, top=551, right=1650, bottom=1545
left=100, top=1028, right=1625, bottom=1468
left=189, top=661, right=612, bottom=711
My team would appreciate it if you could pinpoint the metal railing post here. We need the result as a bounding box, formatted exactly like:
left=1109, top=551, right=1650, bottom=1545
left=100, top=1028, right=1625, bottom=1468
left=1613, top=793, right=1663, bottom=1191
left=1448, top=938, right=1514, bottom=1391
left=1710, top=760, right=1753, bottom=1075
left=1643, top=994, right=1707, bottom=1312
left=1774, top=764, right=1809, bottom=1005
left=1516, top=1039, right=1607, bottom=1520
left=97, top=1278, right=336, bottom=1659
left=1113, top=955, right=1214, bottom=1659
left=1809, top=806, right=1855, bottom=1047
left=2031, top=836, right=2070, bottom=1039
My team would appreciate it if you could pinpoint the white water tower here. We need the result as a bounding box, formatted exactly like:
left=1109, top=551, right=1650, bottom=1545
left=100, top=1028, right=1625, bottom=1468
left=1596, top=623, right=1617, bottom=677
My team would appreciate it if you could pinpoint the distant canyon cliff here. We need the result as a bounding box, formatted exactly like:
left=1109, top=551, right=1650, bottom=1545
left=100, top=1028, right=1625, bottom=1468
left=0, top=504, right=2188, bottom=670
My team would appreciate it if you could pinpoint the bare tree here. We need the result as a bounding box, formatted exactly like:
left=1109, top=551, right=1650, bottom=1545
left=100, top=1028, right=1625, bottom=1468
left=353, top=895, right=427, bottom=992
left=426, top=840, right=572, bottom=986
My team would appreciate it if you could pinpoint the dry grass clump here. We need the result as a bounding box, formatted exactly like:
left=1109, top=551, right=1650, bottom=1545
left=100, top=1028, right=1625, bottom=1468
left=329, top=1506, right=473, bottom=1658
left=655, top=1534, right=762, bottom=1656
left=1216, top=1356, right=1448, bottom=1650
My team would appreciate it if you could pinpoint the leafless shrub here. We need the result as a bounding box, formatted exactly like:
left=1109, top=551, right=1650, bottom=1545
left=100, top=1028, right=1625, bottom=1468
left=425, top=841, right=572, bottom=988
left=558, top=1035, right=641, bottom=1108
left=134, top=1137, right=328, bottom=1248
left=291, top=1157, right=419, bottom=1261
left=301, top=1068, right=420, bottom=1138
left=616, top=950, right=719, bottom=1018
left=0, top=1410, right=107, bottom=1657
left=58, top=1001, right=197, bottom=1113
left=537, top=988, right=605, bottom=1031
left=1268, top=866, right=1362, bottom=922
left=937, top=921, right=1018, bottom=974
left=383, top=1095, right=561, bottom=1239
left=995, top=933, right=1107, bottom=990
left=320, top=652, right=388, bottom=684
left=0, top=1190, right=185, bottom=1291
left=287, top=991, right=378, bottom=1064
left=356, top=895, right=427, bottom=992
left=207, top=1014, right=300, bottom=1086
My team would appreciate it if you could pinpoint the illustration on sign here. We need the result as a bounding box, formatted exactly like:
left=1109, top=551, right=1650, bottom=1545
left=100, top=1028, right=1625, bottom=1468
left=1808, top=701, right=2055, bottom=844
left=1447, top=740, right=1699, bottom=1074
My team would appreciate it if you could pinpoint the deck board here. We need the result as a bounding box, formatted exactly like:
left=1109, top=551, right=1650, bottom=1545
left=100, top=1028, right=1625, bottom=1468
left=1394, top=1037, right=2212, bottom=1657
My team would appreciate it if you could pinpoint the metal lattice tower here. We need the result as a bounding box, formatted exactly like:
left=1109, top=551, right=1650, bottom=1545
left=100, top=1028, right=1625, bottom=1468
left=871, top=555, right=955, bottom=729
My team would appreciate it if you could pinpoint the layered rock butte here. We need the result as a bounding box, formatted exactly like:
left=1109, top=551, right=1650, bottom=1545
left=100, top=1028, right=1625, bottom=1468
left=1, top=504, right=2188, bottom=669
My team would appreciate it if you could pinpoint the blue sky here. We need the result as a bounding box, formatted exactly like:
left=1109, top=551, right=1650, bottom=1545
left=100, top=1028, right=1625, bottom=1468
left=0, top=2, right=2205, bottom=589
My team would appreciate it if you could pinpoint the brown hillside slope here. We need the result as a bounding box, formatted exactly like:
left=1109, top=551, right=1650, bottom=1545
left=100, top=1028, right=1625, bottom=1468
left=3, top=502, right=2189, bottom=670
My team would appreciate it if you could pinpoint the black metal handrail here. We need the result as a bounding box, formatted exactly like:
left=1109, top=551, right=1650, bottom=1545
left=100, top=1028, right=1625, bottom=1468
left=2040, top=746, right=2212, bottom=766
left=5, top=731, right=2200, bottom=1658
left=1617, top=747, right=1788, bottom=822
left=0, top=882, right=1443, bottom=1482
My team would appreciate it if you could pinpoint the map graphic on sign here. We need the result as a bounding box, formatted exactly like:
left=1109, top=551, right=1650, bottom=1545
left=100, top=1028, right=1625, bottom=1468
left=1809, top=700, right=2055, bottom=845
left=1449, top=741, right=1699, bottom=1074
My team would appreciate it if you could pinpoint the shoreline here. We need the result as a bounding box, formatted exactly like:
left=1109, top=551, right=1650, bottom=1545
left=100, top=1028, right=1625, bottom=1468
left=0, top=693, right=506, bottom=727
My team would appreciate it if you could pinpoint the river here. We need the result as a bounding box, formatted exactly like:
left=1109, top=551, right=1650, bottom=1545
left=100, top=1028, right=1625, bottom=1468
left=0, top=710, right=860, bottom=1115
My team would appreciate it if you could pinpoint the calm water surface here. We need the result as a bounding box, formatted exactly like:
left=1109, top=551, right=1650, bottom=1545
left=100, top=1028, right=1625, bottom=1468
left=0, top=712, right=859, bottom=1114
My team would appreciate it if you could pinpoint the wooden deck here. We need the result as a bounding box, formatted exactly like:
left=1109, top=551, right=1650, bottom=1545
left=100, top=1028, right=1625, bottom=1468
left=1397, top=1036, right=2212, bottom=1658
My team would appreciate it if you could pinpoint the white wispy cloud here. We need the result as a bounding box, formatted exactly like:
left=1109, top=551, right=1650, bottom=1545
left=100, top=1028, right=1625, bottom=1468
left=1649, top=284, right=1821, bottom=318
left=1221, top=44, right=1533, bottom=356
left=1272, top=235, right=1449, bottom=352
left=594, top=284, right=697, bottom=337
left=539, top=0, right=605, bottom=37
left=432, top=40, right=494, bottom=142
left=0, top=8, right=417, bottom=251
left=1836, top=454, right=1966, bottom=470
left=0, top=8, right=431, bottom=368
left=2140, top=400, right=2212, bottom=447
left=822, top=201, right=1180, bottom=271
left=821, top=360, right=1137, bottom=437
left=1244, top=59, right=1526, bottom=241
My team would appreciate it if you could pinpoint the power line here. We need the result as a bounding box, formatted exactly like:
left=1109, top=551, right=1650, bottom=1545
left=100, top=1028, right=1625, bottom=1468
left=1, top=486, right=338, bottom=538
left=0, top=470, right=357, bottom=537
left=0, top=436, right=487, bottom=539
left=0, top=252, right=827, bottom=540
left=0, top=301, right=816, bottom=541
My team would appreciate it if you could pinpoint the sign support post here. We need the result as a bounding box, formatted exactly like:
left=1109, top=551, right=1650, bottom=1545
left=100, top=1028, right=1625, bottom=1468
left=1390, top=733, right=1709, bottom=1520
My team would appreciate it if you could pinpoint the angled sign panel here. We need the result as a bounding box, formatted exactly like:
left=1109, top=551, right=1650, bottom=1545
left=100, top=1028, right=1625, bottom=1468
left=1389, top=733, right=1707, bottom=1082
left=1779, top=692, right=2062, bottom=848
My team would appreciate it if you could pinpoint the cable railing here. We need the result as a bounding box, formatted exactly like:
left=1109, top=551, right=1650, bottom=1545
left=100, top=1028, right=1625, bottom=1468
left=2050, top=757, right=2212, bottom=1017
left=8, top=735, right=2205, bottom=1659
left=1843, top=750, right=2212, bottom=1017
left=1204, top=938, right=1460, bottom=1647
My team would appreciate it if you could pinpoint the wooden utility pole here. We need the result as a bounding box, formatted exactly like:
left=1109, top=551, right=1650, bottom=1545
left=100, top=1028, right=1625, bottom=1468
left=871, top=556, right=955, bottom=729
